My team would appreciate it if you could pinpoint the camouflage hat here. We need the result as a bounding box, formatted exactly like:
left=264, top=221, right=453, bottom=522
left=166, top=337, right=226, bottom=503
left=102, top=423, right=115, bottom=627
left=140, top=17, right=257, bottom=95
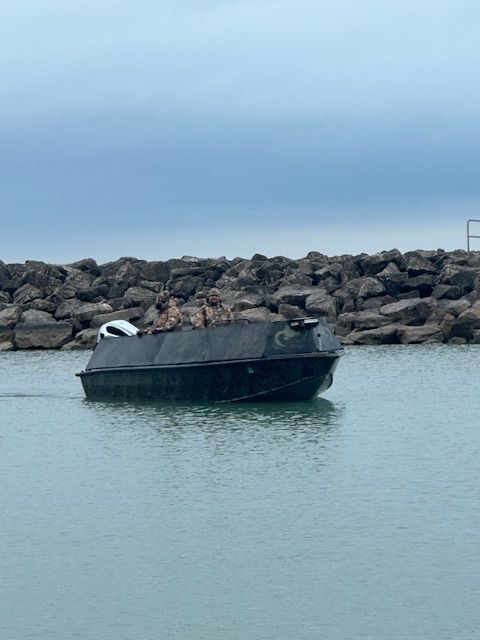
left=208, top=288, right=221, bottom=297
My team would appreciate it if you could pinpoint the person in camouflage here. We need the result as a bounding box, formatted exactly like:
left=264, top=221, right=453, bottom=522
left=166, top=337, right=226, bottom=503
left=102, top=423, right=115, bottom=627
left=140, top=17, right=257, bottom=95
left=194, top=288, right=233, bottom=329
left=142, top=291, right=183, bottom=334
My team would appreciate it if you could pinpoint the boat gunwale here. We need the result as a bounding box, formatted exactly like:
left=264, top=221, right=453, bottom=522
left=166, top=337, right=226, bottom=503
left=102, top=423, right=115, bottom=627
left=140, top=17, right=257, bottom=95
left=76, top=349, right=343, bottom=377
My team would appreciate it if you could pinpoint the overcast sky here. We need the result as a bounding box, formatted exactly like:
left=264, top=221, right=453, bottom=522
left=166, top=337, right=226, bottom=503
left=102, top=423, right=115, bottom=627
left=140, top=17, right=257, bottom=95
left=1, top=0, right=480, bottom=263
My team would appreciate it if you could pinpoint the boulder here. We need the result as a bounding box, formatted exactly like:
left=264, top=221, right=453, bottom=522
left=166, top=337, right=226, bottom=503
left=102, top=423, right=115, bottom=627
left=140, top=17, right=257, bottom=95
left=54, top=299, right=84, bottom=320
left=139, top=261, right=171, bottom=283
left=345, top=324, right=399, bottom=345
left=404, top=251, right=439, bottom=277
left=432, top=284, right=464, bottom=300
left=278, top=303, right=304, bottom=319
left=14, top=322, right=73, bottom=349
left=400, top=274, right=439, bottom=297
left=283, top=272, right=313, bottom=287
left=231, top=293, right=266, bottom=311
left=436, top=298, right=471, bottom=318
left=0, top=305, right=22, bottom=329
left=68, top=258, right=101, bottom=275
left=357, top=249, right=405, bottom=276
left=376, top=262, right=407, bottom=296
left=379, top=297, right=434, bottom=325
left=13, top=284, right=43, bottom=304
left=60, top=269, right=95, bottom=298
left=363, top=295, right=395, bottom=310
left=0, top=261, right=11, bottom=288
left=138, top=280, right=164, bottom=293
left=28, top=298, right=57, bottom=314
left=397, top=324, right=444, bottom=344
left=313, top=263, right=344, bottom=283
left=21, top=263, right=65, bottom=295
left=267, top=286, right=318, bottom=310
left=72, top=302, right=113, bottom=324
left=168, top=276, right=204, bottom=300
left=336, top=311, right=393, bottom=335
left=442, top=304, right=480, bottom=341
left=90, top=307, right=144, bottom=328
left=0, top=291, right=11, bottom=303
left=304, top=291, right=338, bottom=317
left=0, top=340, right=14, bottom=351
left=234, top=307, right=276, bottom=323
left=20, top=309, right=56, bottom=324
left=441, top=268, right=478, bottom=292
left=76, top=284, right=109, bottom=302
left=62, top=328, right=97, bottom=350
left=335, top=277, right=386, bottom=300
left=122, top=287, right=156, bottom=308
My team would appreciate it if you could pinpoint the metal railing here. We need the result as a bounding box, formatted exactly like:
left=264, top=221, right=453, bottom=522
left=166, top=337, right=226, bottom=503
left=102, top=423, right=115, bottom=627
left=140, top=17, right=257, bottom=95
left=467, top=219, right=480, bottom=251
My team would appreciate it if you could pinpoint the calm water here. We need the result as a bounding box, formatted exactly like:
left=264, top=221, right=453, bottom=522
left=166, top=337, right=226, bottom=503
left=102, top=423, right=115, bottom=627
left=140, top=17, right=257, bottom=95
left=1, top=346, right=479, bottom=640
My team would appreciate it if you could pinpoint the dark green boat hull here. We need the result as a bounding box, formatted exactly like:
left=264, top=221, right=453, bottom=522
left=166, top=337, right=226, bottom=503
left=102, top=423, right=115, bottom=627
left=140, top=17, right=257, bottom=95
left=79, top=353, right=339, bottom=402
left=77, top=320, right=342, bottom=403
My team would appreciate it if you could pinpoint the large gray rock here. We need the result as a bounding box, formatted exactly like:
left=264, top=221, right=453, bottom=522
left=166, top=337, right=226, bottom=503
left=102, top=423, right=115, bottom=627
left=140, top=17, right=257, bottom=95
left=235, top=307, right=277, bottom=323
left=380, top=297, right=434, bottom=325
left=345, top=324, right=399, bottom=345
left=139, top=261, right=170, bottom=283
left=0, top=260, right=11, bottom=288
left=268, top=286, right=318, bottom=309
left=432, top=284, right=463, bottom=300
left=20, top=309, right=56, bottom=324
left=231, top=293, right=266, bottom=311
left=14, top=322, right=73, bottom=349
left=54, top=299, right=84, bottom=320
left=13, top=284, right=43, bottom=304
left=404, top=251, right=439, bottom=277
left=0, top=305, right=22, bottom=329
left=61, top=328, right=97, bottom=350
left=68, top=258, right=101, bottom=275
left=436, top=298, right=471, bottom=318
left=443, top=303, right=480, bottom=341
left=305, top=291, right=338, bottom=317
left=90, top=307, right=144, bottom=328
left=357, top=249, right=405, bottom=276
left=335, top=277, right=386, bottom=300
left=72, top=302, right=113, bottom=324
left=397, top=324, right=444, bottom=344
left=277, top=303, right=304, bottom=319
left=76, top=284, right=109, bottom=302
left=122, top=287, right=156, bottom=308
left=313, top=263, right=344, bottom=284
left=62, top=268, right=95, bottom=298
left=336, top=311, right=393, bottom=336
left=28, top=298, right=57, bottom=314
left=376, top=262, right=407, bottom=295
left=169, top=276, right=204, bottom=300
left=283, top=272, right=313, bottom=287
left=441, top=269, right=478, bottom=293
left=0, top=291, right=11, bottom=303
left=21, top=263, right=65, bottom=295
left=400, top=274, right=439, bottom=297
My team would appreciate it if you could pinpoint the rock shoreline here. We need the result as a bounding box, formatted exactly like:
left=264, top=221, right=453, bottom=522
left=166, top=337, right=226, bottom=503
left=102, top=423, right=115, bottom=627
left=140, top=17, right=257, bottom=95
left=1, top=249, right=480, bottom=350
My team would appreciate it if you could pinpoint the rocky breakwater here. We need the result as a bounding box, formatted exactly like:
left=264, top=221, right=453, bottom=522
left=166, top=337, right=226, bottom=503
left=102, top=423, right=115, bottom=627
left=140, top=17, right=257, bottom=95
left=1, top=249, right=480, bottom=350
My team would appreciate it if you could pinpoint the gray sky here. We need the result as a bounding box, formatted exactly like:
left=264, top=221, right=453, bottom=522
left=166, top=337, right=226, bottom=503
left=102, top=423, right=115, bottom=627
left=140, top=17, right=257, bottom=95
left=2, top=0, right=480, bottom=262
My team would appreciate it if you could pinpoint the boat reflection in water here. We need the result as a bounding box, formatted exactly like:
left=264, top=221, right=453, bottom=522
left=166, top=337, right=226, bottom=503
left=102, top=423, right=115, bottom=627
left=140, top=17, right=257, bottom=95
left=76, top=318, right=343, bottom=403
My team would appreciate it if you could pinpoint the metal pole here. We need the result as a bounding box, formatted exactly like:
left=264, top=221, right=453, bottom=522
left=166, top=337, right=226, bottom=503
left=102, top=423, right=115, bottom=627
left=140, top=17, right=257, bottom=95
left=466, top=219, right=480, bottom=252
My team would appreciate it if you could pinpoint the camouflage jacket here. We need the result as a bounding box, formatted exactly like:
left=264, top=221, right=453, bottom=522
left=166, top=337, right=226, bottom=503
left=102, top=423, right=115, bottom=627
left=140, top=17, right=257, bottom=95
left=194, top=303, right=233, bottom=328
left=154, top=299, right=183, bottom=332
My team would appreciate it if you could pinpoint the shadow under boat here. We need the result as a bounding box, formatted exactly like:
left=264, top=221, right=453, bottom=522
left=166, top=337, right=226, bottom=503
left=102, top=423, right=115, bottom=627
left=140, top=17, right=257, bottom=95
left=76, top=318, right=343, bottom=403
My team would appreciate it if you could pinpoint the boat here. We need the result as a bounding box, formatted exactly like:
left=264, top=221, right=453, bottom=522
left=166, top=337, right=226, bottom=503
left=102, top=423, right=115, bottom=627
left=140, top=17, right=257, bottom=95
left=76, top=317, right=343, bottom=402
